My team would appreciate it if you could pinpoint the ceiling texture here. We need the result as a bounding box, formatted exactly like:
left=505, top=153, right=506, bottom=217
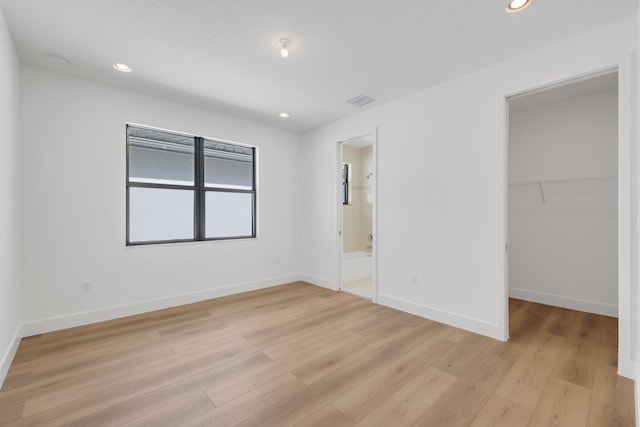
left=0, top=0, right=636, bottom=132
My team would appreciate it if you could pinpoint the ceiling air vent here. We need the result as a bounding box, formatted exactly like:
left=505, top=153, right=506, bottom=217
left=347, top=95, right=375, bottom=107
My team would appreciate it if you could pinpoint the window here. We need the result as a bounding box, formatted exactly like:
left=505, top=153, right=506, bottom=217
left=126, top=124, right=256, bottom=245
left=342, top=162, right=351, bottom=205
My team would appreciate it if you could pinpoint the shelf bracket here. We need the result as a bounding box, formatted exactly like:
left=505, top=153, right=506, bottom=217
left=538, top=181, right=546, bottom=205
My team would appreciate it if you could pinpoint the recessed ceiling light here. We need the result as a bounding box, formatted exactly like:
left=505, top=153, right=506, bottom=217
left=279, top=112, right=290, bottom=118
left=506, top=0, right=531, bottom=13
left=279, top=39, right=291, bottom=58
left=113, top=63, right=132, bottom=72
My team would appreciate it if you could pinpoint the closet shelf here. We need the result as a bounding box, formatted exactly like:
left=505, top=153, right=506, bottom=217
left=509, top=175, right=617, bottom=187
left=509, top=175, right=616, bottom=205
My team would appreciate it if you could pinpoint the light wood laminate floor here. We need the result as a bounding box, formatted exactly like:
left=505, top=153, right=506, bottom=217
left=0, top=282, right=635, bottom=426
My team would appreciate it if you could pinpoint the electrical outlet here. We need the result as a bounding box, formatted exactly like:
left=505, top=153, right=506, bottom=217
left=81, top=281, right=91, bottom=293
left=411, top=275, right=418, bottom=286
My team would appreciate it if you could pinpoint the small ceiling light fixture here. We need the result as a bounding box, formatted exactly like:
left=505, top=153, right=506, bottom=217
left=279, top=112, right=290, bottom=118
left=506, top=0, right=531, bottom=13
left=279, top=38, right=291, bottom=58
left=113, top=63, right=132, bottom=72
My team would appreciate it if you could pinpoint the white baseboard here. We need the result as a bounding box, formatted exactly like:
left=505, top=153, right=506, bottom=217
left=0, top=324, right=22, bottom=389
left=618, top=357, right=636, bottom=380
left=376, top=293, right=503, bottom=341
left=509, top=288, right=617, bottom=317
left=298, top=274, right=338, bottom=291
left=20, top=274, right=301, bottom=337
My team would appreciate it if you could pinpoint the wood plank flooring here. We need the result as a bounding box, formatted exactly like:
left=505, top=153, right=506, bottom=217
left=0, top=282, right=635, bottom=426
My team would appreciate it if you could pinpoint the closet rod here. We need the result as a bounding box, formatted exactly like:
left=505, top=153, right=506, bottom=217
left=509, top=175, right=617, bottom=187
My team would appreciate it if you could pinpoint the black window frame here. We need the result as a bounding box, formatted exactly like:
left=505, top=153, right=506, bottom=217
left=126, top=124, right=257, bottom=246
left=341, top=162, right=351, bottom=205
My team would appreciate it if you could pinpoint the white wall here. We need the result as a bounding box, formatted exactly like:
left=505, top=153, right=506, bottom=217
left=0, top=4, right=21, bottom=385
left=20, top=66, right=301, bottom=333
left=300, top=16, right=637, bottom=376
left=508, top=89, right=618, bottom=316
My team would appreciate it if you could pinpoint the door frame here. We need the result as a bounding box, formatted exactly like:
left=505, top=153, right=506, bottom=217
left=500, top=61, right=634, bottom=379
left=336, top=128, right=379, bottom=303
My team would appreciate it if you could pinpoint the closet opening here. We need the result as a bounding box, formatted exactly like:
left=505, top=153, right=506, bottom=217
left=506, top=70, right=620, bottom=354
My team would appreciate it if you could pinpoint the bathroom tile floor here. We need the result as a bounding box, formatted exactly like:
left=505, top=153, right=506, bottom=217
left=342, top=277, right=372, bottom=300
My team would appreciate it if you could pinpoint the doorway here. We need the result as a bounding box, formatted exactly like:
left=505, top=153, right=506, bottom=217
left=506, top=70, right=619, bottom=334
left=338, top=132, right=377, bottom=301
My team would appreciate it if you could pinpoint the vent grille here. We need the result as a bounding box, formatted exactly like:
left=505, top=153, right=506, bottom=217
left=347, top=95, right=374, bottom=107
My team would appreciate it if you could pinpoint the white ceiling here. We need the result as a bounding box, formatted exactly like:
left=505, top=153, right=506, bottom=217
left=0, top=0, right=636, bottom=132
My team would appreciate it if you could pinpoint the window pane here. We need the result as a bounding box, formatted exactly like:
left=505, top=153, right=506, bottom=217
left=129, top=187, right=194, bottom=242
left=342, top=163, right=351, bottom=205
left=128, top=127, right=194, bottom=185
left=204, top=139, right=253, bottom=189
left=205, top=192, right=253, bottom=238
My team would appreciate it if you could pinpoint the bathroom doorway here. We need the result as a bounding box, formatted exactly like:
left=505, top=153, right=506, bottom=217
left=338, top=132, right=377, bottom=301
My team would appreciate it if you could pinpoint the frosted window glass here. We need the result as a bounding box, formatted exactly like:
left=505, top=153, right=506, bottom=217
left=129, top=188, right=193, bottom=242
left=205, top=192, right=253, bottom=238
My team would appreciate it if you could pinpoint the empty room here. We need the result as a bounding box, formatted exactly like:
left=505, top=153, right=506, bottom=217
left=0, top=0, right=638, bottom=426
